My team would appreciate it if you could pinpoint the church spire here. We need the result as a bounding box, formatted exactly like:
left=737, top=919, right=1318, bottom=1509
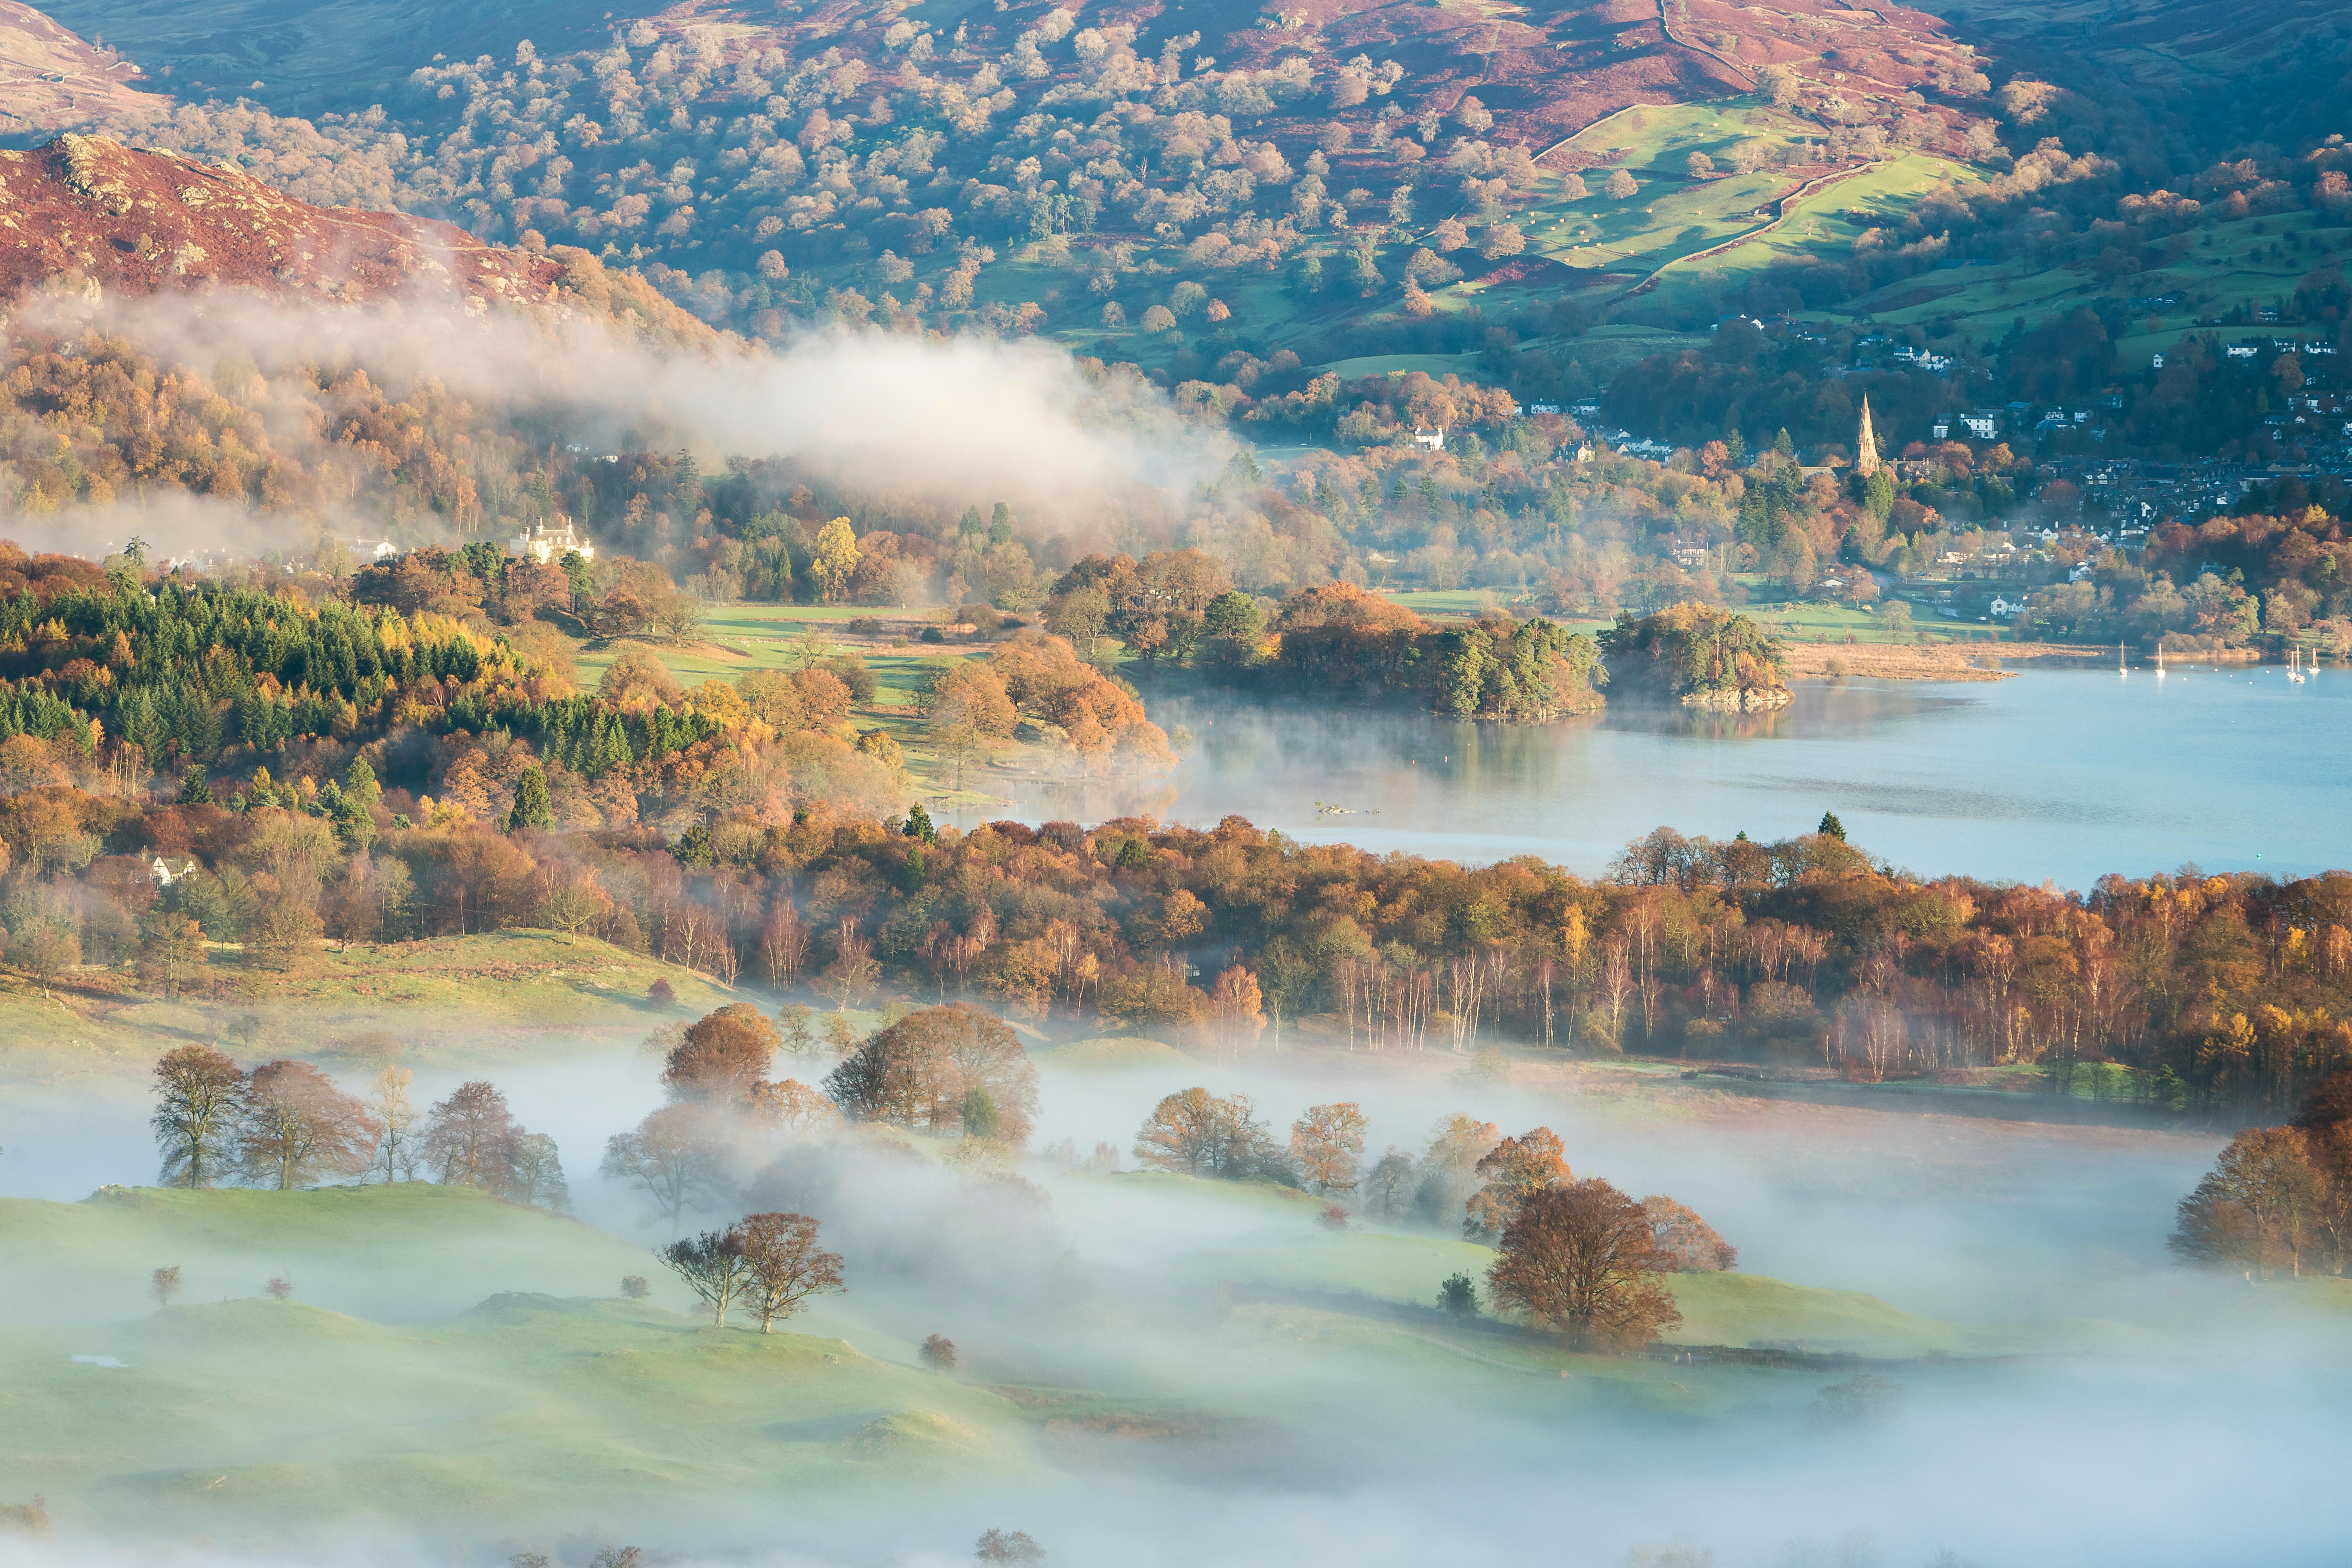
left=1855, top=395, right=1881, bottom=478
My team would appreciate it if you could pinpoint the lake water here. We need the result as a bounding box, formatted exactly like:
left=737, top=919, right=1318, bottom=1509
left=978, top=666, right=2352, bottom=887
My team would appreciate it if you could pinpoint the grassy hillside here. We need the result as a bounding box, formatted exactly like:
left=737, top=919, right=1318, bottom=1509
left=3, top=1295, right=1035, bottom=1539
left=1066, top=1170, right=2152, bottom=1358
left=0, top=931, right=736, bottom=1090
left=9, top=1161, right=2330, bottom=1547
left=0, top=1182, right=661, bottom=1323
left=0, top=1182, right=1039, bottom=1540
left=1032, top=1035, right=1199, bottom=1070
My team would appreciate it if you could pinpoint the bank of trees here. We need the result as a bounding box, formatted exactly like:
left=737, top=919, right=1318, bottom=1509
left=601, top=1000, right=1037, bottom=1230
left=1601, top=603, right=1788, bottom=702
left=2028, top=508, right=2352, bottom=652
left=1043, top=566, right=1605, bottom=723
left=75, top=803, right=2352, bottom=1124
left=149, top=1048, right=568, bottom=1205
left=2172, top=1071, right=2352, bottom=1277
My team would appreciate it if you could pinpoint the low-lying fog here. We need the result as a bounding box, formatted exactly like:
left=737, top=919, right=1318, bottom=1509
left=10, top=1015, right=2338, bottom=1568
left=3, top=1043, right=2217, bottom=1322
left=997, top=677, right=2352, bottom=885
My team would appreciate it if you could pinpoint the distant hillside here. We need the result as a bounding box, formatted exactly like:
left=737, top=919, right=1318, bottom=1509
left=27, top=0, right=1997, bottom=348
left=0, top=131, right=722, bottom=362
left=0, top=132, right=561, bottom=305
left=1918, top=0, right=2346, bottom=86
left=0, top=0, right=164, bottom=136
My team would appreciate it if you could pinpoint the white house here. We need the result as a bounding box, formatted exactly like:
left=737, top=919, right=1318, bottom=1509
left=1988, top=597, right=2024, bottom=618
left=1412, top=427, right=1446, bottom=452
left=510, top=517, right=597, bottom=566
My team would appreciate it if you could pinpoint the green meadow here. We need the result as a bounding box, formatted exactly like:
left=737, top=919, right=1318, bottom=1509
left=0, top=932, right=736, bottom=1090
left=8, top=1088, right=2351, bottom=1556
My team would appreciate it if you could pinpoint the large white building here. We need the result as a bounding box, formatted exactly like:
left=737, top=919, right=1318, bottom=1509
left=510, top=518, right=596, bottom=565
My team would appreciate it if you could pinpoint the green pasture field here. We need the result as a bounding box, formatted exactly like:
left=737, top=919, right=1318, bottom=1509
left=0, top=930, right=735, bottom=1090
left=1734, top=592, right=2009, bottom=645
left=1030, top=1034, right=1198, bottom=1070
left=1683, top=152, right=1985, bottom=292
left=1819, top=209, right=2352, bottom=352
left=1060, top=1171, right=2155, bottom=1359
left=1374, top=588, right=1523, bottom=617
left=9, top=1162, right=2344, bottom=1543
left=566, top=606, right=1014, bottom=803
left=1, top=1290, right=1032, bottom=1539
left=1318, top=352, right=1484, bottom=379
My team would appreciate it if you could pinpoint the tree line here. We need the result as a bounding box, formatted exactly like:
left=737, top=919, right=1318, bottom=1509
left=149, top=1046, right=568, bottom=1206
left=28, top=724, right=2352, bottom=1123
left=1126, top=1087, right=1733, bottom=1348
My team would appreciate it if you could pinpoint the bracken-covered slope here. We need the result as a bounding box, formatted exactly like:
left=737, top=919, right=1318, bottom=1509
left=1111, top=0, right=1983, bottom=151
left=0, top=132, right=563, bottom=306
left=0, top=0, right=165, bottom=138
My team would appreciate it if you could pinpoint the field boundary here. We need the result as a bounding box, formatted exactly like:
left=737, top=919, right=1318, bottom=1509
left=1620, top=161, right=1875, bottom=298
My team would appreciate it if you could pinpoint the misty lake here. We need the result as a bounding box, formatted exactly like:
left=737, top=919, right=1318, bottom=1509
left=975, top=666, right=2352, bottom=887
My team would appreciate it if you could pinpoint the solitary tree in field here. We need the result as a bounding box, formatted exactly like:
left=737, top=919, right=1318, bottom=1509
left=975, top=1530, right=1044, bottom=1563
left=1362, top=1148, right=1416, bottom=1221
left=152, top=1044, right=246, bottom=1189
left=1606, top=168, right=1638, bottom=199
left=150, top=1266, right=182, bottom=1310
left=735, top=1211, right=845, bottom=1332
left=808, top=518, right=862, bottom=603
left=660, top=1226, right=758, bottom=1326
left=1438, top=1272, right=1479, bottom=1318
left=509, top=1132, right=572, bottom=1213
left=921, top=1333, right=957, bottom=1372
left=1809, top=1372, right=1904, bottom=1425
left=601, top=1104, right=728, bottom=1229
left=1289, top=1102, right=1368, bottom=1196
left=823, top=1003, right=1039, bottom=1145
left=237, top=1060, right=378, bottom=1190
left=1486, top=1177, right=1682, bottom=1350
left=749, top=1077, right=838, bottom=1136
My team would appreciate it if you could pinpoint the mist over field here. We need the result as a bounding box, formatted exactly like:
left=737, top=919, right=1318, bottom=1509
left=4, top=10, right=2351, bottom=1557
left=8, top=1002, right=2348, bottom=1568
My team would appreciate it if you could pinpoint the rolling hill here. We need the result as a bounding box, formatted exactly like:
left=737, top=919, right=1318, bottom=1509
left=0, top=0, right=164, bottom=136
left=0, top=131, right=559, bottom=303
